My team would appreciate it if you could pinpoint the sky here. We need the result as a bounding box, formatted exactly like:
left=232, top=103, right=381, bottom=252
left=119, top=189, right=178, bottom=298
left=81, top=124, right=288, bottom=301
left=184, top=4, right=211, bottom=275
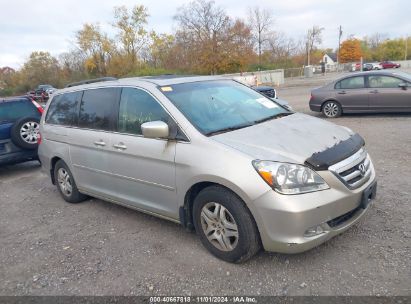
left=1, top=0, right=410, bottom=69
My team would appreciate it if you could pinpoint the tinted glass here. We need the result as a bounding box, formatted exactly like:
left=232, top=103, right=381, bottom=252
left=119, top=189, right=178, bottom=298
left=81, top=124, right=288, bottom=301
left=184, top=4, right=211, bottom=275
left=79, top=88, right=120, bottom=131
left=369, top=75, right=404, bottom=88
left=45, top=92, right=81, bottom=126
left=0, top=99, right=38, bottom=123
left=336, top=76, right=365, bottom=89
left=118, top=88, right=170, bottom=135
left=161, top=80, right=288, bottom=135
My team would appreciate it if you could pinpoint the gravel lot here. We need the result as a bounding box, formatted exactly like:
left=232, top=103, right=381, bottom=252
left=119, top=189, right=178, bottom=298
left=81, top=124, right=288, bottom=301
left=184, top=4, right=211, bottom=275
left=0, top=73, right=410, bottom=296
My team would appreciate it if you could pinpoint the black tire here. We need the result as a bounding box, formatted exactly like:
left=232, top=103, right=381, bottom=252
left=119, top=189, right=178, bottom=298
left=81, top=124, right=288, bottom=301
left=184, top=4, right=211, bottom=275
left=193, top=185, right=260, bottom=263
left=54, top=160, right=88, bottom=203
left=10, top=117, right=40, bottom=150
left=322, top=100, right=342, bottom=118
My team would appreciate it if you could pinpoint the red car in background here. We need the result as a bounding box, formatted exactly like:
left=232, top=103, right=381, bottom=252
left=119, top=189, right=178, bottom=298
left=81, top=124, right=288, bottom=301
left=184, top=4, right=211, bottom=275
left=380, top=61, right=401, bottom=69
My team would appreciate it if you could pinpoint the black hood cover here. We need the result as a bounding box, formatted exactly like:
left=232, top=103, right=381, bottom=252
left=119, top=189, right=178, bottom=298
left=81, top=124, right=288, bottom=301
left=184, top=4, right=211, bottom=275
left=305, top=133, right=365, bottom=170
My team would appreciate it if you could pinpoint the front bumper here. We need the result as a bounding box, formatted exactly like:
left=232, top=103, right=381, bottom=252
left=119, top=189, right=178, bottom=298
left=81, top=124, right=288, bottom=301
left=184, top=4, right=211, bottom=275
left=252, top=169, right=377, bottom=253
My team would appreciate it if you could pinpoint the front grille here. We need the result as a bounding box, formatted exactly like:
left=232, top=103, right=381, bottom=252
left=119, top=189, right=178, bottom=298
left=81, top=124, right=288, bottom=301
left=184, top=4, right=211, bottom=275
left=328, top=148, right=373, bottom=189
left=327, top=206, right=361, bottom=228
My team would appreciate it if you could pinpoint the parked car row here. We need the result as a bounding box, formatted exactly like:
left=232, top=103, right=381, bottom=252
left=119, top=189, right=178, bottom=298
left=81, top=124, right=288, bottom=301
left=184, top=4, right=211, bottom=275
left=351, top=61, right=401, bottom=72
left=27, top=84, right=57, bottom=102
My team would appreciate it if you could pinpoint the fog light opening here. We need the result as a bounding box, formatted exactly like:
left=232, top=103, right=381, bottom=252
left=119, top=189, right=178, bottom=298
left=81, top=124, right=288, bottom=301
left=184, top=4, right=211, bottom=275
left=304, top=224, right=327, bottom=237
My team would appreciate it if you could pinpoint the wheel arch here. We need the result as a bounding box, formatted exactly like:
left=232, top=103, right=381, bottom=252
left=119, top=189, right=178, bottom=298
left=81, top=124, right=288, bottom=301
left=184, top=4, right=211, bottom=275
left=180, top=180, right=261, bottom=239
left=50, top=156, right=62, bottom=184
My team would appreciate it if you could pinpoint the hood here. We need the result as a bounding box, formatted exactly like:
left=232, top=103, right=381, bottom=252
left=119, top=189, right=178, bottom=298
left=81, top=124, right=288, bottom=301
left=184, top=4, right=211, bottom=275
left=212, top=113, right=353, bottom=164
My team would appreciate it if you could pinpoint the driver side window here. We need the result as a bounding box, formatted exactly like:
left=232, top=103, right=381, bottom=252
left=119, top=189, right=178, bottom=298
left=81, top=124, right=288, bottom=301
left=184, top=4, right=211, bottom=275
left=118, top=88, right=170, bottom=135
left=368, top=76, right=403, bottom=88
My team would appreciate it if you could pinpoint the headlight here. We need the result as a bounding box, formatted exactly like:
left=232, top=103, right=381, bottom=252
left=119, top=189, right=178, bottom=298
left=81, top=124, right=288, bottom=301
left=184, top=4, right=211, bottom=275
left=252, top=160, right=329, bottom=195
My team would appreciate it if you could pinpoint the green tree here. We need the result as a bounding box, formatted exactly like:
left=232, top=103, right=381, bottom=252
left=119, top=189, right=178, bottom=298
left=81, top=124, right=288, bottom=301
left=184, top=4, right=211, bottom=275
left=380, top=39, right=406, bottom=60
left=20, top=51, right=60, bottom=89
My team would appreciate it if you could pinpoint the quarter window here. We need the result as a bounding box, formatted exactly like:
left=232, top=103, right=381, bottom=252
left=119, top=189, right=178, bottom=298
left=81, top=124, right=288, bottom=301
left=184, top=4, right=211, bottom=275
left=368, top=75, right=403, bottom=88
left=45, top=92, right=81, bottom=126
left=336, top=76, right=365, bottom=89
left=79, top=88, right=120, bottom=131
left=118, top=88, right=170, bottom=135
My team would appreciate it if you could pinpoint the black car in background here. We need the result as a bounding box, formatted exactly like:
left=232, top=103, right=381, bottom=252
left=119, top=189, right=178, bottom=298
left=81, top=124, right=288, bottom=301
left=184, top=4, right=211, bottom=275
left=0, top=96, right=43, bottom=166
left=253, top=85, right=277, bottom=98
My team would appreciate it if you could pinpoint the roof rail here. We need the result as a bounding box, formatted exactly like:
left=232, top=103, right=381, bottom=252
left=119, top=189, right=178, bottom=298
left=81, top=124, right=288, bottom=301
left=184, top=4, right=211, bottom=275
left=65, top=77, right=117, bottom=88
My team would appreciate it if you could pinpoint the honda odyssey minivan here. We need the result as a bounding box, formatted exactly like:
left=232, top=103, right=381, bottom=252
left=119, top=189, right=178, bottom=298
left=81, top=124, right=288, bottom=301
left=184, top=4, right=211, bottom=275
left=38, top=76, right=377, bottom=263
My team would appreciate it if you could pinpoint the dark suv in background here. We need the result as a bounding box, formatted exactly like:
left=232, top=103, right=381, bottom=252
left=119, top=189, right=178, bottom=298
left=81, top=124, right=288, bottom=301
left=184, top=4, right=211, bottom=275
left=0, top=96, right=43, bottom=166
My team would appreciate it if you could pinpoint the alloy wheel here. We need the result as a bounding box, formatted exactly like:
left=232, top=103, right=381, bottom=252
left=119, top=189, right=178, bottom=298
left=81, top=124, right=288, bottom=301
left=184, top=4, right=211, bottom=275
left=57, top=168, right=73, bottom=197
left=20, top=121, right=39, bottom=144
left=323, top=102, right=339, bottom=117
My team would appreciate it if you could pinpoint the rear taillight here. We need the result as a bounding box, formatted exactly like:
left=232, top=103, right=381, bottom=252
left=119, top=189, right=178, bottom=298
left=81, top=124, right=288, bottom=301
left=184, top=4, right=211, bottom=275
left=37, top=132, right=42, bottom=145
left=32, top=100, right=44, bottom=114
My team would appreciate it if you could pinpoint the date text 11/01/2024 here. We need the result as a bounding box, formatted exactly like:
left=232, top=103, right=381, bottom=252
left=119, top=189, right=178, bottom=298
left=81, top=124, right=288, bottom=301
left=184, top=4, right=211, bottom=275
left=149, top=296, right=257, bottom=303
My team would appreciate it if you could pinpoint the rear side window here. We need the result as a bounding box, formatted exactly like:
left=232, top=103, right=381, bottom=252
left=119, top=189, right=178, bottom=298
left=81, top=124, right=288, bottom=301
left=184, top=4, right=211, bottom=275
left=45, top=92, right=82, bottom=126
left=79, top=88, right=121, bottom=131
left=118, top=88, right=170, bottom=135
left=336, top=76, right=365, bottom=89
left=0, top=99, right=38, bottom=123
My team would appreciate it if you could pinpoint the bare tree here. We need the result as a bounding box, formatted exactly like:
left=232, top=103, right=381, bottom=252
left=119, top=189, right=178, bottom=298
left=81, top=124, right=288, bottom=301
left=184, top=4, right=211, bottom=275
left=112, top=5, right=149, bottom=64
left=305, top=25, right=324, bottom=65
left=364, top=33, right=388, bottom=49
left=174, top=0, right=231, bottom=74
left=247, top=6, right=274, bottom=66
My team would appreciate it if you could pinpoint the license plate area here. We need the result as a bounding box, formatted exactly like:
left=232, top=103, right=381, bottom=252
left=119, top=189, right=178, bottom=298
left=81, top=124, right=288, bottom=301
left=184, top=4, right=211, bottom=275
left=360, top=181, right=377, bottom=209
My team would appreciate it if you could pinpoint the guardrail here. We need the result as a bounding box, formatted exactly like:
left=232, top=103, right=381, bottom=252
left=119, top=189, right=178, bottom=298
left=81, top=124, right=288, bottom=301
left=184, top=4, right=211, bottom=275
left=223, top=69, right=285, bottom=86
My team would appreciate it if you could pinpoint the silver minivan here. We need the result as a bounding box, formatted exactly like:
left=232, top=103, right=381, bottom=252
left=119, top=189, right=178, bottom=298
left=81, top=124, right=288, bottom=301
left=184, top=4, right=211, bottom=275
left=38, top=76, right=377, bottom=263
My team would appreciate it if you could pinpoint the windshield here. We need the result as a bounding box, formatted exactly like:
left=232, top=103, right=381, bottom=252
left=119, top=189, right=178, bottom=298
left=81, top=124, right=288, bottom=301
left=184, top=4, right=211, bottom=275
left=161, top=80, right=290, bottom=135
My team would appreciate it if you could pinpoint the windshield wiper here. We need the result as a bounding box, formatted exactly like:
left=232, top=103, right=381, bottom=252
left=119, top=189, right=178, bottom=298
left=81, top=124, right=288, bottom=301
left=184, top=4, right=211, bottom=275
left=205, top=122, right=254, bottom=136
left=253, top=112, right=293, bottom=124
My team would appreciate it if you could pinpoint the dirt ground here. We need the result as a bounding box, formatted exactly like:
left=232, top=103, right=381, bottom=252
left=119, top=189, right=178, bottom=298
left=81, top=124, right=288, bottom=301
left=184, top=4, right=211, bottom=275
left=0, top=73, right=410, bottom=296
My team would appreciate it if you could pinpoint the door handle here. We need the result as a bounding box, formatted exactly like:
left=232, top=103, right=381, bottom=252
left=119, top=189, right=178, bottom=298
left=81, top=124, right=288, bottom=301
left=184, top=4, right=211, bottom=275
left=369, top=90, right=379, bottom=94
left=94, top=140, right=106, bottom=147
left=338, top=91, right=346, bottom=94
left=113, top=143, right=127, bottom=150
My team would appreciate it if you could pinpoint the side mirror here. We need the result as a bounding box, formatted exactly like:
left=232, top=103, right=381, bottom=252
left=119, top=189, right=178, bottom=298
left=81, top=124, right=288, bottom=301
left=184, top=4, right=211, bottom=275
left=398, top=83, right=408, bottom=90
left=141, top=121, right=169, bottom=139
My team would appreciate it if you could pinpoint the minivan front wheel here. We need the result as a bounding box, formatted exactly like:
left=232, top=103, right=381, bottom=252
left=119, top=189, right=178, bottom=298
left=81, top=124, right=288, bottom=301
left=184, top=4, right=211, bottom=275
left=54, top=160, right=87, bottom=203
left=322, top=101, right=342, bottom=118
left=193, top=186, right=260, bottom=263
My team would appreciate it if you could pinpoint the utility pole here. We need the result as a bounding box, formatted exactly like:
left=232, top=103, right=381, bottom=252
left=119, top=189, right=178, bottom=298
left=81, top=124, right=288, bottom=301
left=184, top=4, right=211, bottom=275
left=337, top=25, right=342, bottom=66
left=405, top=36, right=408, bottom=61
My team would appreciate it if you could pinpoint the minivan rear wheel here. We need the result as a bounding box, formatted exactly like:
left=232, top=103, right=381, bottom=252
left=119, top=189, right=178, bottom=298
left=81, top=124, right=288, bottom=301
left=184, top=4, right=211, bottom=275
left=322, top=101, right=342, bottom=118
left=193, top=186, right=260, bottom=263
left=54, top=160, right=87, bottom=203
